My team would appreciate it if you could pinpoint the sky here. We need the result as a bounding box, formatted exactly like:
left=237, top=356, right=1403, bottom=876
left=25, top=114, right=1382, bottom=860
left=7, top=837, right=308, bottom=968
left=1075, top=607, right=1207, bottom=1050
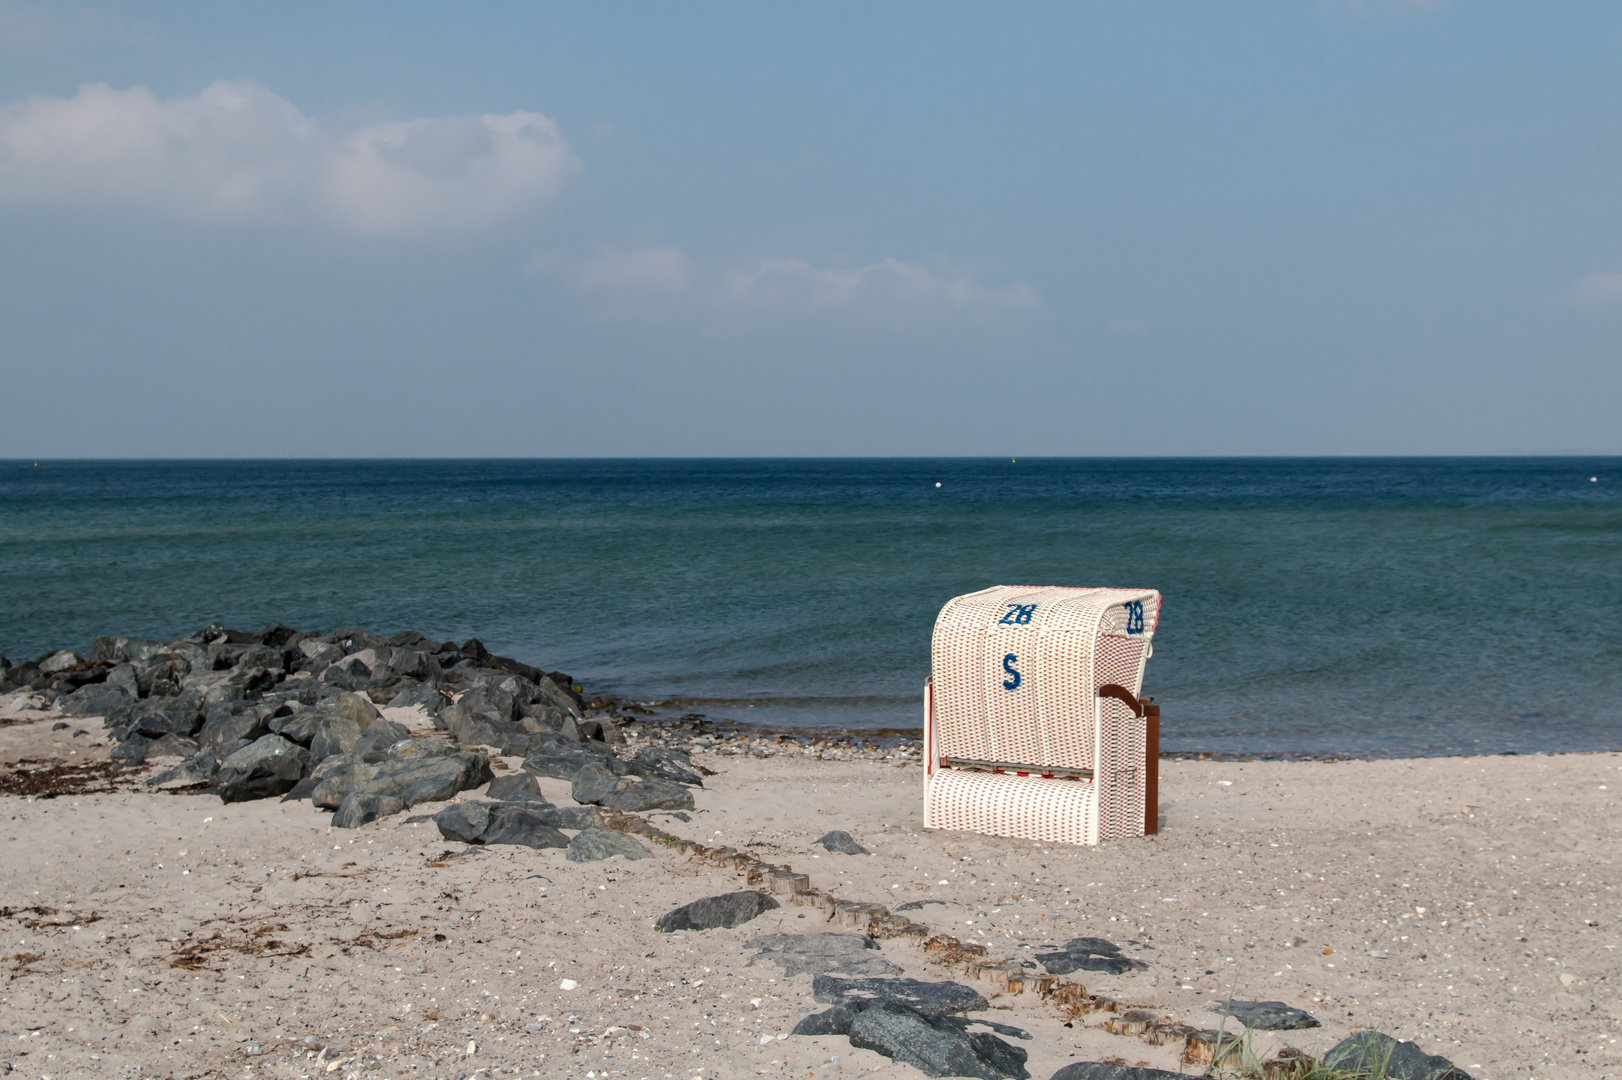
left=0, top=1, right=1619, bottom=457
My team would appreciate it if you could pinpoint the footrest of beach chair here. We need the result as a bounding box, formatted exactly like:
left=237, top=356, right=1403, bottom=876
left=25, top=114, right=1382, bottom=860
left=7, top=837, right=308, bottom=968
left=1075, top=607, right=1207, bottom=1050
left=925, top=767, right=1097, bottom=846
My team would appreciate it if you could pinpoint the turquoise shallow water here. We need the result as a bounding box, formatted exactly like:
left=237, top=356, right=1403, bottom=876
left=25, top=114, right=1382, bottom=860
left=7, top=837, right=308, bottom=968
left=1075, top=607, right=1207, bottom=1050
left=2, top=458, right=1618, bottom=756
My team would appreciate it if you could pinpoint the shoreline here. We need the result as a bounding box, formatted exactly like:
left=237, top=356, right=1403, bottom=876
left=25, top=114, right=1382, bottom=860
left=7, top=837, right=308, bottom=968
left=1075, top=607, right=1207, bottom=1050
left=614, top=710, right=1622, bottom=764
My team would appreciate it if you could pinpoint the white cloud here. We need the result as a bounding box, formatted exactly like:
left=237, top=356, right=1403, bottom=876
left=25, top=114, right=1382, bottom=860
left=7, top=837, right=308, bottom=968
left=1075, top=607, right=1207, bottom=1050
left=0, top=80, right=579, bottom=233
left=572, top=246, right=1041, bottom=330
left=1564, top=271, right=1622, bottom=309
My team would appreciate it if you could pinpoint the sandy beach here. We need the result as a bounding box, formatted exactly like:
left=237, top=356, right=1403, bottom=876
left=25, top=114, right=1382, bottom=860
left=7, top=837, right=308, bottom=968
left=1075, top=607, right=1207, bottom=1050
left=1, top=698, right=1618, bottom=1080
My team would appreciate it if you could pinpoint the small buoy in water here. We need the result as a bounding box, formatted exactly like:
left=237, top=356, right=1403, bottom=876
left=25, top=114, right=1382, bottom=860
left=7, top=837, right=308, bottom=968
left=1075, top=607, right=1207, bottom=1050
left=935, top=482, right=942, bottom=488
left=1592, top=477, right=1599, bottom=482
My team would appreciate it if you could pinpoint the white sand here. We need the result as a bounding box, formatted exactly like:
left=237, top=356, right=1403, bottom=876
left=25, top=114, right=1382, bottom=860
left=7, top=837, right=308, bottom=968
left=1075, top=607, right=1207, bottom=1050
left=1, top=703, right=1618, bottom=1080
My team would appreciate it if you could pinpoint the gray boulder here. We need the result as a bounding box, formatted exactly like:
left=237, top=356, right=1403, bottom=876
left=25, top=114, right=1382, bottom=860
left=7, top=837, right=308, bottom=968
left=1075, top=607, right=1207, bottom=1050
left=367, top=751, right=493, bottom=806
left=566, top=827, right=653, bottom=863
left=570, top=761, right=694, bottom=811
left=330, top=627, right=390, bottom=653
left=298, top=636, right=337, bottom=660
left=144, top=749, right=219, bottom=787
left=596, top=778, right=695, bottom=813
left=37, top=649, right=84, bottom=675
left=522, top=740, right=625, bottom=782
left=385, top=737, right=459, bottom=760
left=92, top=637, right=166, bottom=665
left=636, top=745, right=692, bottom=768
left=536, top=676, right=584, bottom=718
left=351, top=719, right=411, bottom=761
left=215, top=734, right=312, bottom=803
left=434, top=801, right=493, bottom=843
left=790, top=1003, right=865, bottom=1037
left=104, top=662, right=140, bottom=697
left=628, top=747, right=704, bottom=786
left=310, top=714, right=365, bottom=761
left=110, top=735, right=150, bottom=765
left=501, top=731, right=555, bottom=757
left=448, top=713, right=521, bottom=750
left=231, top=645, right=286, bottom=672
left=570, top=761, right=625, bottom=803
left=216, top=665, right=281, bottom=702
left=196, top=703, right=269, bottom=755
left=519, top=702, right=568, bottom=730
left=1048, top=1066, right=1188, bottom=1080
left=334, top=691, right=380, bottom=729
left=496, top=673, right=540, bottom=705
left=486, top=772, right=548, bottom=802
left=164, top=640, right=211, bottom=669
left=320, top=658, right=372, bottom=688
left=387, top=648, right=440, bottom=681
left=244, top=623, right=296, bottom=647
left=362, top=675, right=414, bottom=704
left=749, top=934, right=901, bottom=977
left=296, top=642, right=343, bottom=671
left=387, top=684, right=448, bottom=714
left=433, top=799, right=599, bottom=843
left=137, top=656, right=187, bottom=697
left=129, top=693, right=206, bottom=738
left=816, top=830, right=871, bottom=855
left=792, top=976, right=1027, bottom=1080
left=481, top=803, right=571, bottom=849
left=655, top=891, right=779, bottom=932
left=811, top=976, right=988, bottom=1016
left=578, top=718, right=622, bottom=744
left=441, top=687, right=524, bottom=747
left=1324, top=1032, right=1474, bottom=1080
left=1034, top=937, right=1148, bottom=976
left=458, top=684, right=517, bottom=723
left=273, top=708, right=327, bottom=746
left=61, top=683, right=132, bottom=717
left=1211, top=1000, right=1320, bottom=1031
left=310, top=761, right=380, bottom=810
left=147, top=733, right=200, bottom=758
left=847, top=1004, right=1028, bottom=1080
left=311, top=752, right=367, bottom=781
left=540, top=805, right=605, bottom=830
left=332, top=792, right=406, bottom=829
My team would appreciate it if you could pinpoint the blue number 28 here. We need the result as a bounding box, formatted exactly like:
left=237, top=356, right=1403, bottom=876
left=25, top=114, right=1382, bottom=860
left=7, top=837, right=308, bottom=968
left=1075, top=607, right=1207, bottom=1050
left=1124, top=600, right=1145, bottom=635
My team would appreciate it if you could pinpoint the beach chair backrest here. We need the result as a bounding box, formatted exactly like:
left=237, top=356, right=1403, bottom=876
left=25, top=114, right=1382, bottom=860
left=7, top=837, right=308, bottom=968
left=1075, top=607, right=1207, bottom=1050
left=931, top=585, right=1161, bottom=773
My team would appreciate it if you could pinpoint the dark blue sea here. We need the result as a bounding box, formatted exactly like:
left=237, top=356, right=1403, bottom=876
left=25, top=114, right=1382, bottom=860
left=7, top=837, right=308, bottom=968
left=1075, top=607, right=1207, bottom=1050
left=2, top=458, right=1618, bottom=757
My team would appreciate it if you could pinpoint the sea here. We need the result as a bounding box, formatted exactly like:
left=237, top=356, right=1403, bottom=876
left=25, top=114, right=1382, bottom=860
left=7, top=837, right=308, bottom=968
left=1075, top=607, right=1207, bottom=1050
left=2, top=458, right=1618, bottom=758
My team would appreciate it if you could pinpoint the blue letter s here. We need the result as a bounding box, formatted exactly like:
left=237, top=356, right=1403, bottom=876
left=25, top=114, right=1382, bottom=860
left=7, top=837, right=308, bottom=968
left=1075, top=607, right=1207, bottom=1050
left=1002, top=653, right=1021, bottom=691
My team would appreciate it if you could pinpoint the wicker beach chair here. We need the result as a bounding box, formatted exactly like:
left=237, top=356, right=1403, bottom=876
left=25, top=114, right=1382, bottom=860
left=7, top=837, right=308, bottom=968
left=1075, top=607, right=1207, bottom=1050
left=923, top=585, right=1162, bottom=846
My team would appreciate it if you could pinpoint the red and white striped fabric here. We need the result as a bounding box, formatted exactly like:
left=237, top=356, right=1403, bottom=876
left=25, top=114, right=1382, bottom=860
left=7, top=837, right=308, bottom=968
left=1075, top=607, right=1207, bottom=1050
left=923, top=585, right=1161, bottom=846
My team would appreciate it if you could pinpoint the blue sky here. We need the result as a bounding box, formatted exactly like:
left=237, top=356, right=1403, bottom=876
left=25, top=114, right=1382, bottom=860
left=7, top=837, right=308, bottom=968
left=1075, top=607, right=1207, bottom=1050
left=1, top=1, right=1618, bottom=456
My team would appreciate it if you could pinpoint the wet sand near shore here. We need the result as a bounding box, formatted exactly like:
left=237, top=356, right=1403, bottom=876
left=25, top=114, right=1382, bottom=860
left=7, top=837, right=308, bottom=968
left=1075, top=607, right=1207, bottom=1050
left=1, top=702, right=1619, bottom=1080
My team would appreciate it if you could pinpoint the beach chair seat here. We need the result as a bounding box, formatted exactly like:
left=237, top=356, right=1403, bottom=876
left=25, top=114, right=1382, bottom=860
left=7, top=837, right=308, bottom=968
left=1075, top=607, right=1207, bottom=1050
left=923, top=585, right=1162, bottom=846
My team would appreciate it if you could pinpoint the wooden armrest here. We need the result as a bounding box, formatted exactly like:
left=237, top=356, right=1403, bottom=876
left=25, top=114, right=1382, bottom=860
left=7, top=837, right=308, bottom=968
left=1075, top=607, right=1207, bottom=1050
left=1098, top=683, right=1158, bottom=718
left=1098, top=684, right=1160, bottom=836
